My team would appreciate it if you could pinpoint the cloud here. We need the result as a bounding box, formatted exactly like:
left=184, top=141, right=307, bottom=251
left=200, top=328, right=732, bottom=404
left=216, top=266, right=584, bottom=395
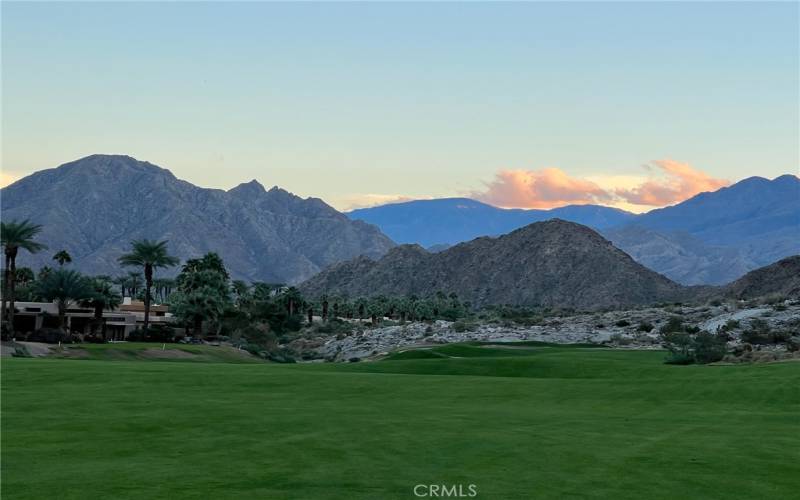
left=614, top=159, right=730, bottom=206
left=473, top=167, right=613, bottom=209
left=471, top=160, right=729, bottom=210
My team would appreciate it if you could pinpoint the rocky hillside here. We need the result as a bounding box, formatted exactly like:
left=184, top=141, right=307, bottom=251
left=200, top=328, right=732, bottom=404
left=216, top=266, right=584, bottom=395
left=722, top=255, right=800, bottom=299
left=1, top=155, right=395, bottom=283
left=300, top=219, right=684, bottom=310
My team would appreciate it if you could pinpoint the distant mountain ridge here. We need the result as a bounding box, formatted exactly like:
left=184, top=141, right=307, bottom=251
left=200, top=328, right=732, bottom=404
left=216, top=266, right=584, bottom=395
left=348, top=198, right=636, bottom=248
left=300, top=219, right=684, bottom=310
left=604, top=174, right=800, bottom=285
left=1, top=155, right=395, bottom=283
left=348, top=175, right=800, bottom=285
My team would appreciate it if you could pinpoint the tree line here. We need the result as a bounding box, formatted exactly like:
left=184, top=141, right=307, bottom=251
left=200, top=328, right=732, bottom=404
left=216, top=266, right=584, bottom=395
left=2, top=219, right=471, bottom=344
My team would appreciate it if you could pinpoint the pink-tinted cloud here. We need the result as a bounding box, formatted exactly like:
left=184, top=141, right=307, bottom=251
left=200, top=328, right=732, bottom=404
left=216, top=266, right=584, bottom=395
left=472, top=160, right=729, bottom=210
left=473, top=167, right=613, bottom=209
left=614, top=159, right=729, bottom=206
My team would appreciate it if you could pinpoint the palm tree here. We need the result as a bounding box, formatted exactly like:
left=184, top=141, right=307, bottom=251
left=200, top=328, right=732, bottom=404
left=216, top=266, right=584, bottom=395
left=1, top=220, right=47, bottom=335
left=127, top=272, right=143, bottom=297
left=280, top=287, right=302, bottom=316
left=80, top=279, right=122, bottom=341
left=14, top=267, right=35, bottom=287
left=112, top=275, right=128, bottom=297
left=118, top=240, right=178, bottom=334
left=52, top=250, right=73, bottom=266
left=35, top=269, right=93, bottom=335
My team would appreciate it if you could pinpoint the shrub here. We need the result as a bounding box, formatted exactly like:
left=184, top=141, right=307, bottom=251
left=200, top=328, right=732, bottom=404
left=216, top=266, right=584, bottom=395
left=615, top=320, right=631, bottom=327
left=26, top=328, right=69, bottom=344
left=314, top=318, right=354, bottom=335
left=741, top=319, right=772, bottom=344
left=661, top=330, right=727, bottom=365
left=637, top=322, right=654, bottom=333
left=127, top=324, right=178, bottom=343
left=664, top=352, right=694, bottom=365
left=659, top=317, right=685, bottom=334
left=720, top=319, right=740, bottom=332
left=692, top=332, right=728, bottom=364
left=452, top=321, right=476, bottom=333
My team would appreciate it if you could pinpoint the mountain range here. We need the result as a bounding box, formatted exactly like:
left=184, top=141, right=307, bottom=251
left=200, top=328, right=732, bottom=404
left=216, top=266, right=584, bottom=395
left=3, top=154, right=797, bottom=297
left=299, top=219, right=684, bottom=310
left=348, top=199, right=636, bottom=248
left=349, top=175, right=800, bottom=285
left=0, top=155, right=394, bottom=283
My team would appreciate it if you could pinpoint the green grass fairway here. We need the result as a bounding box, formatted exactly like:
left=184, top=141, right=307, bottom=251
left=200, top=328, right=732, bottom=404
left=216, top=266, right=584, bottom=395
left=3, top=344, right=798, bottom=499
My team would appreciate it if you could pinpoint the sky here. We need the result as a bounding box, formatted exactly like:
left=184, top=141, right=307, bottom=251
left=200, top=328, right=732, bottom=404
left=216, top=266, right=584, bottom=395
left=1, top=1, right=798, bottom=212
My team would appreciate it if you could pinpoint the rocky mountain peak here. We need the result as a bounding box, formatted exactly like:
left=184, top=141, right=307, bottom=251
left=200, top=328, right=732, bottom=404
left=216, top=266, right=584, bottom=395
left=228, top=179, right=267, bottom=199
left=301, top=219, right=683, bottom=310
left=1, top=155, right=396, bottom=283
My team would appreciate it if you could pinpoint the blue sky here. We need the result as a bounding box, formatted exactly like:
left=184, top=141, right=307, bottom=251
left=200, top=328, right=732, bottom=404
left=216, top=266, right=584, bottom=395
left=2, top=1, right=798, bottom=211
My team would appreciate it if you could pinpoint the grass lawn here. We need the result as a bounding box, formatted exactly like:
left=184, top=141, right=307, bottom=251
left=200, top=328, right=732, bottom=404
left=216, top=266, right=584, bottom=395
left=2, top=344, right=798, bottom=499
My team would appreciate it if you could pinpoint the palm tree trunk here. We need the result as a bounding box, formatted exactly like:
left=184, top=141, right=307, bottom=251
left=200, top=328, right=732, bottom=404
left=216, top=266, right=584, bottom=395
left=143, top=264, right=152, bottom=334
left=93, top=304, right=103, bottom=337
left=7, top=253, right=17, bottom=336
left=1, top=253, right=9, bottom=332
left=193, top=316, right=202, bottom=336
left=58, top=304, right=66, bottom=333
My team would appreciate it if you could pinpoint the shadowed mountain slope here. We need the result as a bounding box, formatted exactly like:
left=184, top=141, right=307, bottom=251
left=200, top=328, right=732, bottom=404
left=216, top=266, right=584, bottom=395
left=1, top=155, right=395, bottom=283
left=300, top=219, right=684, bottom=310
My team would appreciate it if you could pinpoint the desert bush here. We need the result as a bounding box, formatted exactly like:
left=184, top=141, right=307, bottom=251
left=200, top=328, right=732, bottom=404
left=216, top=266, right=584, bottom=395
left=637, top=322, right=654, bottom=333
left=314, top=318, right=354, bottom=335
left=720, top=319, right=740, bottom=332
left=452, top=321, right=476, bottom=333
left=238, top=322, right=279, bottom=351
left=739, top=319, right=792, bottom=344
left=691, top=332, right=728, bottom=364
left=660, top=317, right=685, bottom=334
left=661, top=330, right=727, bottom=365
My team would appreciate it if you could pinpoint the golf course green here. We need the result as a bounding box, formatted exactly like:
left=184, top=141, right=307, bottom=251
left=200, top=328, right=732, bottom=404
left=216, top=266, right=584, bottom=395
left=2, top=344, right=798, bottom=499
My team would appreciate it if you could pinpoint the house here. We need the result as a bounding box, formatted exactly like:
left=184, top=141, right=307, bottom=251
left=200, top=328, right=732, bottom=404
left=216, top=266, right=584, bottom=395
left=7, top=298, right=174, bottom=340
